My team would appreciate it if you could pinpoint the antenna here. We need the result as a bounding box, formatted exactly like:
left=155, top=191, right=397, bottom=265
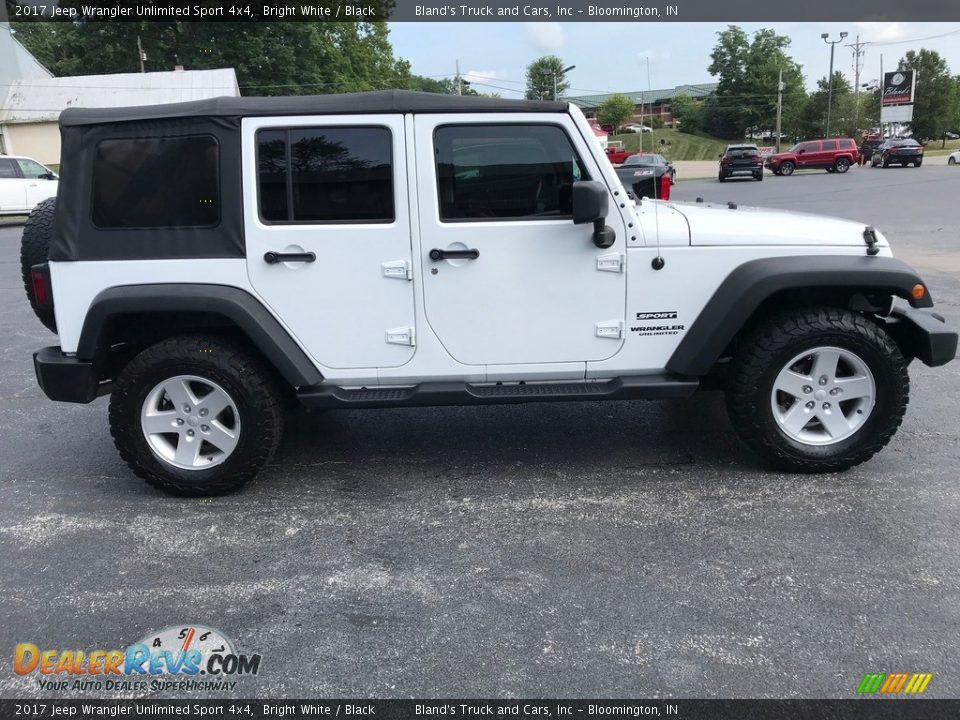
left=646, top=56, right=665, bottom=271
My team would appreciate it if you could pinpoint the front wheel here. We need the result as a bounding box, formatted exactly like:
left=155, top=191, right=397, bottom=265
left=949, top=157, right=957, bottom=165
left=726, top=308, right=908, bottom=473
left=109, top=335, right=285, bottom=496
left=779, top=161, right=795, bottom=176
left=914, top=160, right=922, bottom=167
left=718, top=172, right=726, bottom=183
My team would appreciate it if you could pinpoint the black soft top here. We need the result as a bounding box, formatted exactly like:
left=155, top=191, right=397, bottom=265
left=60, top=90, right=568, bottom=127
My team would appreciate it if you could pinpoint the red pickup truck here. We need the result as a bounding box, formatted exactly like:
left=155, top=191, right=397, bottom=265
left=605, top=142, right=632, bottom=164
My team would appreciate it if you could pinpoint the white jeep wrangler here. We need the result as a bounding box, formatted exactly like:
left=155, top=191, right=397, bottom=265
left=22, top=91, right=957, bottom=495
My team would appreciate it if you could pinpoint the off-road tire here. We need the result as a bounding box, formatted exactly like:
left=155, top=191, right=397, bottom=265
left=779, top=161, right=795, bottom=176
left=20, top=196, right=57, bottom=332
left=726, top=308, right=909, bottom=473
left=110, top=334, right=284, bottom=496
left=834, top=158, right=851, bottom=173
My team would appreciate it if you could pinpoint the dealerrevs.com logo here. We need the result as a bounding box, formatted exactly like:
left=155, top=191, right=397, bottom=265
left=14, top=625, right=261, bottom=692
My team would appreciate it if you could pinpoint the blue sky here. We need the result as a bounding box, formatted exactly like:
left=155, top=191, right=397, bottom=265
left=388, top=22, right=960, bottom=98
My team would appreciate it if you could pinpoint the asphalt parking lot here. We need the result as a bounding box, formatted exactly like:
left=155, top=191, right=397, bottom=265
left=1, top=164, right=959, bottom=699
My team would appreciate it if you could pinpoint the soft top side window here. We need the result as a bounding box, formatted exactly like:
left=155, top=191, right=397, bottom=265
left=434, top=124, right=590, bottom=222
left=92, top=135, right=220, bottom=229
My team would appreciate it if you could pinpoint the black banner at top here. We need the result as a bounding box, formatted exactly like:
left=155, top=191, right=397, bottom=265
left=4, top=0, right=960, bottom=22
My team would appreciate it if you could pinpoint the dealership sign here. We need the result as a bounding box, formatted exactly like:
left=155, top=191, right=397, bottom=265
left=882, top=70, right=916, bottom=106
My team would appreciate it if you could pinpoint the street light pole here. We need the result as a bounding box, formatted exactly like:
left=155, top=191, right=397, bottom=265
left=553, top=64, right=576, bottom=101
left=821, top=31, right=848, bottom=137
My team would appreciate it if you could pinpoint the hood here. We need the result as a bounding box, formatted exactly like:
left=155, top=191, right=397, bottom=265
left=672, top=201, right=889, bottom=248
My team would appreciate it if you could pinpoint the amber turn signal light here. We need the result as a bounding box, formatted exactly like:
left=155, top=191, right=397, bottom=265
left=912, top=284, right=926, bottom=301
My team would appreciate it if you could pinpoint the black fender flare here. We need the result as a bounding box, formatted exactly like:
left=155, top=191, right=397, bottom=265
left=666, top=255, right=933, bottom=377
left=77, top=284, right=324, bottom=387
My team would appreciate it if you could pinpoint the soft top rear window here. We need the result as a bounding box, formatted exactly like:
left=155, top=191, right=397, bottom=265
left=92, top=135, right=220, bottom=229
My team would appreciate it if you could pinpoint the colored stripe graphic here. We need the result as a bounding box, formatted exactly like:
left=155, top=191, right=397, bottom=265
left=857, top=672, right=932, bottom=695
left=857, top=673, right=885, bottom=694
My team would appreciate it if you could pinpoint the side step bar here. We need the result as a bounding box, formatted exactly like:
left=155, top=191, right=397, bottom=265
left=296, top=375, right=699, bottom=410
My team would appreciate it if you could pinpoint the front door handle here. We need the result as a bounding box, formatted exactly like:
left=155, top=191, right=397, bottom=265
left=264, top=251, right=316, bottom=264
left=429, top=248, right=479, bottom=261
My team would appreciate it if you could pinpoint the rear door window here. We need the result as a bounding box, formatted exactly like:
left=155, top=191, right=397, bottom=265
left=0, top=158, right=20, bottom=178
left=822, top=141, right=838, bottom=151
left=256, top=126, right=394, bottom=224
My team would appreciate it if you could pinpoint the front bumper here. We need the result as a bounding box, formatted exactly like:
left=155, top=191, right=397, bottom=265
left=886, top=305, right=958, bottom=367
left=33, top=346, right=104, bottom=403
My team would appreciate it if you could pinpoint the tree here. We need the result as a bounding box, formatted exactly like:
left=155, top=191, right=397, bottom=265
left=897, top=49, right=956, bottom=140
left=525, top=56, right=570, bottom=100
left=706, top=25, right=806, bottom=139
left=11, top=19, right=413, bottom=96
left=669, top=94, right=703, bottom=133
left=799, top=72, right=857, bottom=138
left=596, top=94, right=636, bottom=131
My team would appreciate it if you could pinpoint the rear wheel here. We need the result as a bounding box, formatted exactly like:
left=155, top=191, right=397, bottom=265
left=726, top=308, right=908, bottom=472
left=20, top=196, right=57, bottom=333
left=110, top=335, right=285, bottom=496
left=779, top=161, right=795, bottom=176
left=834, top=158, right=851, bottom=173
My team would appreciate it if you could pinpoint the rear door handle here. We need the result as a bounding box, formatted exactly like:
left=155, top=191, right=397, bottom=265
left=429, top=248, right=479, bottom=261
left=264, top=251, right=316, bottom=264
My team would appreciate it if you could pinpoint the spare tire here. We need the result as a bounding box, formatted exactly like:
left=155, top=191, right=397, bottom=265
left=20, top=196, right=58, bottom=333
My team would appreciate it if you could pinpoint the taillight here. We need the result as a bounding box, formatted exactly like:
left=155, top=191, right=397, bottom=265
left=31, top=265, right=52, bottom=307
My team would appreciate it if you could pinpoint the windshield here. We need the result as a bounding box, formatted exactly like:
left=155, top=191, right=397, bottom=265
left=624, top=154, right=663, bottom=166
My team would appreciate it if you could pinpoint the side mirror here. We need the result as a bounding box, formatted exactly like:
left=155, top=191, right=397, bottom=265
left=571, top=181, right=615, bottom=249
left=572, top=181, right=608, bottom=225
left=40, top=172, right=56, bottom=180
left=798, top=149, right=805, bottom=154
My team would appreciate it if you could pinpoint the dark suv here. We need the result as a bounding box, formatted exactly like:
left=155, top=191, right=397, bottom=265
left=871, top=138, right=924, bottom=168
left=718, top=144, right=763, bottom=182
left=766, top=138, right=858, bottom=175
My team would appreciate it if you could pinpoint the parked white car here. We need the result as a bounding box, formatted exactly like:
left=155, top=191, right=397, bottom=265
left=0, top=155, right=58, bottom=215
left=622, top=123, right=652, bottom=133
left=948, top=149, right=960, bottom=165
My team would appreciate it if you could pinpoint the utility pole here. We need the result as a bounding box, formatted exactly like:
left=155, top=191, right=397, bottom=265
left=137, top=35, right=145, bottom=73
left=822, top=31, right=848, bottom=137
left=847, top=34, right=870, bottom=134
left=455, top=60, right=462, bottom=96
left=776, top=69, right=784, bottom=153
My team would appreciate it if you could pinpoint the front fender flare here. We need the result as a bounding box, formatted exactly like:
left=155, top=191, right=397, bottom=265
left=666, top=255, right=933, bottom=377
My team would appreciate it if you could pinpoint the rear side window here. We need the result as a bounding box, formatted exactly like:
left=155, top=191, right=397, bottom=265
left=839, top=139, right=855, bottom=149
left=822, top=141, right=838, bottom=151
left=434, top=124, right=589, bottom=222
left=256, top=126, right=394, bottom=224
left=92, top=136, right=219, bottom=229
left=0, top=158, right=18, bottom=178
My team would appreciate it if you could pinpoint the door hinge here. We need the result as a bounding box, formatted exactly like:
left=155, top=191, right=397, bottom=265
left=596, top=252, right=624, bottom=273
left=382, top=260, right=412, bottom=280
left=595, top=320, right=624, bottom=339
left=385, top=327, right=416, bottom=346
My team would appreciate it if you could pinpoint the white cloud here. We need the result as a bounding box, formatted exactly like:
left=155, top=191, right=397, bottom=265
left=637, top=48, right=673, bottom=64
left=525, top=22, right=565, bottom=53
left=464, top=70, right=500, bottom=81
left=855, top=22, right=905, bottom=41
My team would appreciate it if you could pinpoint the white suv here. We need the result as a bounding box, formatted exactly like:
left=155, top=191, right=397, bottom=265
left=20, top=91, right=958, bottom=495
left=0, top=155, right=58, bottom=215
